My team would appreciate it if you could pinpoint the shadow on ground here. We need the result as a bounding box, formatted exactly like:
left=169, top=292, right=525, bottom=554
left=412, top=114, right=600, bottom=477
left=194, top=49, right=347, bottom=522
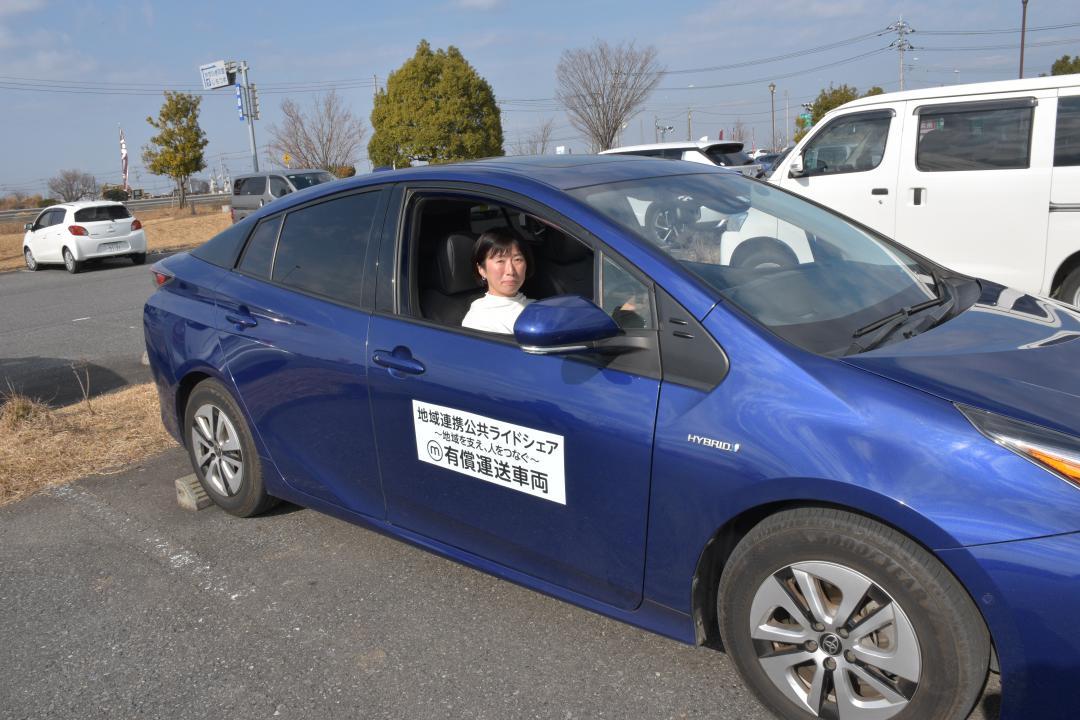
left=0, top=357, right=138, bottom=407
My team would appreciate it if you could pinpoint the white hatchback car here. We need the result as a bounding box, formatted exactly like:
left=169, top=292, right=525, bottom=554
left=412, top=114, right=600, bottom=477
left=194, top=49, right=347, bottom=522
left=23, top=201, right=148, bottom=273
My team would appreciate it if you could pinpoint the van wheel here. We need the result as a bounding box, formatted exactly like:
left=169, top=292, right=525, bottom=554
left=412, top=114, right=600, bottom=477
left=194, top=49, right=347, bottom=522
left=718, top=508, right=989, bottom=720
left=1053, top=267, right=1080, bottom=308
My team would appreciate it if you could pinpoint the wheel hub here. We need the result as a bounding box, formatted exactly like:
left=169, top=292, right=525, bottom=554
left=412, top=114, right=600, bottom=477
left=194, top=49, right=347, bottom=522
left=819, top=633, right=843, bottom=656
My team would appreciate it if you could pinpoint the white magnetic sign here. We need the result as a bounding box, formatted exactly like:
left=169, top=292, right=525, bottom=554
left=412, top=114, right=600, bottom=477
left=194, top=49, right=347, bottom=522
left=412, top=400, right=566, bottom=505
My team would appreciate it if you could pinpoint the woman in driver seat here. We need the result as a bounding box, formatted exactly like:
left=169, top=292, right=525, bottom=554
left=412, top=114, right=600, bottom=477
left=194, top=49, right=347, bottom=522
left=461, top=229, right=534, bottom=334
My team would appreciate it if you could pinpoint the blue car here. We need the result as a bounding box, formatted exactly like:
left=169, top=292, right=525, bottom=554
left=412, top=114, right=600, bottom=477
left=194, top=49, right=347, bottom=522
left=144, top=155, right=1080, bottom=720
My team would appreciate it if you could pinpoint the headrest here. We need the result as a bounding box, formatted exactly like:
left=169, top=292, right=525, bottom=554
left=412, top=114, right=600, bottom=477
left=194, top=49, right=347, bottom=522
left=436, top=233, right=482, bottom=295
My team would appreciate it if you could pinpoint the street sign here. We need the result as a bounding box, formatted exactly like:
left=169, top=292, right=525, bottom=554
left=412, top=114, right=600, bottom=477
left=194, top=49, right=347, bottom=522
left=236, top=84, right=245, bottom=120
left=282, top=153, right=291, bottom=167
left=199, top=60, right=230, bottom=91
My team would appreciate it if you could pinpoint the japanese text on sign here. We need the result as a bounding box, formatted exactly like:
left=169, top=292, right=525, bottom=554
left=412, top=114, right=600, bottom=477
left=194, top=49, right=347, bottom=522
left=412, top=400, right=566, bottom=505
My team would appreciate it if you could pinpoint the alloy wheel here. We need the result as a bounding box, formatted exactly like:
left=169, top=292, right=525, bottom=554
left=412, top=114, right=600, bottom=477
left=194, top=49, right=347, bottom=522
left=748, top=560, right=921, bottom=719
left=190, top=403, right=245, bottom=497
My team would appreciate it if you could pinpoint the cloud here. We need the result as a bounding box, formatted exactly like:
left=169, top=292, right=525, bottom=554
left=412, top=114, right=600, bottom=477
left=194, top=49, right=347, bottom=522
left=0, top=0, right=45, bottom=17
left=453, top=0, right=503, bottom=9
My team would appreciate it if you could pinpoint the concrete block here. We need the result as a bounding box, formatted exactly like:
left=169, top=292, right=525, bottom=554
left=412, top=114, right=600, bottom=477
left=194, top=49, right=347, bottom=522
left=175, top=474, right=212, bottom=511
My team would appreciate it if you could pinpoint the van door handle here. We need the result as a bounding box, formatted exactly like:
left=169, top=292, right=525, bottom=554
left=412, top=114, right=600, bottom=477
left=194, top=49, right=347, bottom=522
left=913, top=188, right=925, bottom=205
left=871, top=188, right=888, bottom=195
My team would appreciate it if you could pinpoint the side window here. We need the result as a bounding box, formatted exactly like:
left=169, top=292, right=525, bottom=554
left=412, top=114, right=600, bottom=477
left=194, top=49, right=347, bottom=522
left=269, top=176, right=291, bottom=197
left=271, top=191, right=382, bottom=305
left=47, top=209, right=66, bottom=227
left=243, top=176, right=267, bottom=195
left=237, top=215, right=283, bottom=278
left=917, top=102, right=1034, bottom=171
left=232, top=178, right=244, bottom=195
left=1055, top=96, right=1080, bottom=167
left=602, top=255, right=654, bottom=330
left=802, top=111, right=891, bottom=176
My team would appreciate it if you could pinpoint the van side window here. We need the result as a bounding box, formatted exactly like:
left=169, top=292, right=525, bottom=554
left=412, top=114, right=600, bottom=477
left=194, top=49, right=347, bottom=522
left=801, top=111, right=891, bottom=176
left=269, top=176, right=291, bottom=197
left=1055, top=96, right=1080, bottom=167
left=239, top=176, right=266, bottom=195
left=916, top=103, right=1034, bottom=171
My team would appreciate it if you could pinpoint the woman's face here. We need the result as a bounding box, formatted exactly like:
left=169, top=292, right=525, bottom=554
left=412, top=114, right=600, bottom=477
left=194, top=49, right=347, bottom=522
left=478, top=243, right=526, bottom=298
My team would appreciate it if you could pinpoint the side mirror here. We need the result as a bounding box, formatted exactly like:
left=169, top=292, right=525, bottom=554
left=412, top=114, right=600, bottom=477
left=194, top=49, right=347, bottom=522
left=24, top=223, right=33, bottom=232
left=514, top=296, right=620, bottom=354
left=788, top=154, right=805, bottom=178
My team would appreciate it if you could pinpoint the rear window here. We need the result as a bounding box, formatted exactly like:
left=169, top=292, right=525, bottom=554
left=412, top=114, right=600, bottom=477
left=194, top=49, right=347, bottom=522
left=286, top=172, right=335, bottom=189
left=74, top=205, right=131, bottom=222
left=703, top=146, right=753, bottom=166
left=190, top=217, right=255, bottom=268
left=1055, top=96, right=1080, bottom=167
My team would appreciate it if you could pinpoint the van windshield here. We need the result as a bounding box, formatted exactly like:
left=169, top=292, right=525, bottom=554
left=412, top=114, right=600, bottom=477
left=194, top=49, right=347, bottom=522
left=286, top=172, right=335, bottom=189
left=570, top=172, right=962, bottom=356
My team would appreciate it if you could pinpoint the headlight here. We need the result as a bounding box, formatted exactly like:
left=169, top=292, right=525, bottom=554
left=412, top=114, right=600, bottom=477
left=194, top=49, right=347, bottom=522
left=958, top=404, right=1080, bottom=489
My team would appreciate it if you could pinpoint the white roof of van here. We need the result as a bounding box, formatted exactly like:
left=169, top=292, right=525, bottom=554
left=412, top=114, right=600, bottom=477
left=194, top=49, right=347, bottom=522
left=835, top=73, right=1080, bottom=113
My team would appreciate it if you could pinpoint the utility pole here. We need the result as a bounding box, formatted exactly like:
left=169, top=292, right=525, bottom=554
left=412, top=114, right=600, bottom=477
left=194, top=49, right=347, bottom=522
left=373, top=73, right=379, bottom=97
left=654, top=115, right=659, bottom=143
left=888, top=18, right=915, bottom=91
left=687, top=108, right=693, bottom=141
left=784, top=90, right=790, bottom=149
left=768, top=82, right=777, bottom=152
left=1019, top=0, right=1030, bottom=78
left=235, top=60, right=259, bottom=172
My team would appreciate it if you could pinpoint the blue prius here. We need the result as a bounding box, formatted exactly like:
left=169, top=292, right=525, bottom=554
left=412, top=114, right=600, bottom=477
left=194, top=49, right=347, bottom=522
left=144, top=155, right=1080, bottom=720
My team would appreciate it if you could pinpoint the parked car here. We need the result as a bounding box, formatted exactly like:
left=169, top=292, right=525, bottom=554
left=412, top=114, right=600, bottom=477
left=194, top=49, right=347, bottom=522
left=145, top=155, right=1080, bottom=720
left=230, top=169, right=336, bottom=223
left=23, top=200, right=146, bottom=273
left=770, top=74, right=1080, bottom=305
left=600, top=139, right=764, bottom=177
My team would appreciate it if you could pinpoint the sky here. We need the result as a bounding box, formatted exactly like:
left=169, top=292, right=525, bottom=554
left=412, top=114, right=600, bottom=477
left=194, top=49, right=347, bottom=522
left=0, top=0, right=1077, bottom=198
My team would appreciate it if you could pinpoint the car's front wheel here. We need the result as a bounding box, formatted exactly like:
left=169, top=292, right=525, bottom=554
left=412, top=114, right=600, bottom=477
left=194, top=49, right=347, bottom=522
left=184, top=379, right=278, bottom=517
left=718, top=508, right=989, bottom=720
left=23, top=247, right=38, bottom=271
left=130, top=252, right=147, bottom=265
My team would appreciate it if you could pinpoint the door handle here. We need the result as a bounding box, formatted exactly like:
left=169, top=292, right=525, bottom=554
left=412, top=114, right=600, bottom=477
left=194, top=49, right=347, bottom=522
left=225, top=311, right=257, bottom=328
left=871, top=188, right=888, bottom=195
left=373, top=347, right=426, bottom=376
left=913, top=188, right=925, bottom=206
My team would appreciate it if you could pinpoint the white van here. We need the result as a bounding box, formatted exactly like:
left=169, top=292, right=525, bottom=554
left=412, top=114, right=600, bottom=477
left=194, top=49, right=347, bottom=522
left=770, top=74, right=1080, bottom=304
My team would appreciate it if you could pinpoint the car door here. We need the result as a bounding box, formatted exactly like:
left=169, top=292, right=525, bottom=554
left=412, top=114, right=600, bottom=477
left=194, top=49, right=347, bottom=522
left=215, top=187, right=389, bottom=516
left=35, top=208, right=65, bottom=262
left=894, top=91, right=1056, bottom=292
left=366, top=186, right=661, bottom=610
left=779, top=108, right=901, bottom=238
left=1048, top=90, right=1080, bottom=299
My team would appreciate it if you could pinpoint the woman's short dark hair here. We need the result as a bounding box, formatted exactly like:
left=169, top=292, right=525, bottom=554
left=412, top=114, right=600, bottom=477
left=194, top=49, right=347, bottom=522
left=472, top=228, right=534, bottom=280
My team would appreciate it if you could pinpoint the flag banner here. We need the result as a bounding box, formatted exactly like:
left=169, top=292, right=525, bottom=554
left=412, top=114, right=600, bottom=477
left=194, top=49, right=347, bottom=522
left=119, top=128, right=129, bottom=192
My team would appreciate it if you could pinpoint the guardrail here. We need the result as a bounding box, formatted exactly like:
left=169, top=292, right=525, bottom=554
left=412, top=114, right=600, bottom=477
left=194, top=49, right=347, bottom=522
left=0, top=194, right=229, bottom=225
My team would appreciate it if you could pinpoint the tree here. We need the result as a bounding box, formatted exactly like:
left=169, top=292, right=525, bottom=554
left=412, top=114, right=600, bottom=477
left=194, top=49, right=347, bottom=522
left=1051, top=54, right=1080, bottom=75
left=369, top=40, right=503, bottom=168
left=511, top=118, right=556, bottom=156
left=268, top=90, right=367, bottom=172
left=142, top=92, right=208, bottom=208
left=330, top=165, right=357, bottom=178
left=47, top=169, right=98, bottom=202
left=556, top=41, right=663, bottom=152
left=794, top=84, right=881, bottom=143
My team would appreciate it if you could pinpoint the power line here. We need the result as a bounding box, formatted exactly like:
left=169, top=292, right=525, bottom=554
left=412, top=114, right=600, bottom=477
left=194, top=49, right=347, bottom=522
left=918, top=21, right=1080, bottom=35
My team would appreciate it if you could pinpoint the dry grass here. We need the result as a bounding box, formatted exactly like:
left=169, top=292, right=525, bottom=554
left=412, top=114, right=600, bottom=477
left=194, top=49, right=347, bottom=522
left=0, top=204, right=231, bottom=272
left=0, top=383, right=177, bottom=506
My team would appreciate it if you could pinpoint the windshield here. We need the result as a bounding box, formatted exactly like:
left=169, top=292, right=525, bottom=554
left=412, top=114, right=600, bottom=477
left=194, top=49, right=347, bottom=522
left=286, top=172, right=335, bottom=189
left=570, top=172, right=954, bottom=356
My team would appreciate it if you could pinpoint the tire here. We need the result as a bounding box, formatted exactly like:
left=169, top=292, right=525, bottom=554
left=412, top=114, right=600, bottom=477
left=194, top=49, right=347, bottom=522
left=183, top=379, right=278, bottom=517
left=23, top=247, right=38, bottom=271
left=730, top=238, right=799, bottom=270
left=644, top=202, right=688, bottom=246
left=63, top=247, right=82, bottom=274
left=131, top=252, right=147, bottom=265
left=1053, top=266, right=1080, bottom=308
left=718, top=508, right=989, bottom=720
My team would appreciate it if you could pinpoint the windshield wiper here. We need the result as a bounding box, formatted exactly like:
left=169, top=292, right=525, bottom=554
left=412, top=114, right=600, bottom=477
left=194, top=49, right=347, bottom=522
left=848, top=276, right=954, bottom=354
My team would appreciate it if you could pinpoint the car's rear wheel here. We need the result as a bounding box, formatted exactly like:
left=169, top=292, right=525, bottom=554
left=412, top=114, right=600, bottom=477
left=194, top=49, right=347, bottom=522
left=184, top=379, right=278, bottom=517
left=1053, top=266, right=1080, bottom=308
left=63, top=247, right=81, bottom=274
left=130, top=252, right=147, bottom=265
left=718, top=508, right=989, bottom=720
left=23, top=247, right=38, bottom=271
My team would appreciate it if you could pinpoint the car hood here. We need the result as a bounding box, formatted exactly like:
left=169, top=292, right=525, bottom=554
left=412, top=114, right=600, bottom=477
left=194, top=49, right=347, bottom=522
left=843, top=282, right=1080, bottom=436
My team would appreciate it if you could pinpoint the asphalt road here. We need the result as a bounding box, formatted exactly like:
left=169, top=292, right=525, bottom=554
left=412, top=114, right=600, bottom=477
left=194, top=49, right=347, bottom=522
left=0, top=449, right=1002, bottom=720
left=0, top=255, right=164, bottom=405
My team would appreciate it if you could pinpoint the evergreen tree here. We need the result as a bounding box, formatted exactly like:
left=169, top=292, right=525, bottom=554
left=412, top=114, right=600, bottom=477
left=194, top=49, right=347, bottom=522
left=369, top=40, right=503, bottom=168
left=143, top=92, right=208, bottom=207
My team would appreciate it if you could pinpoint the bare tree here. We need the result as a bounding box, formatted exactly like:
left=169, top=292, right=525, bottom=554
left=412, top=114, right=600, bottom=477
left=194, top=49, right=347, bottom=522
left=48, top=170, right=98, bottom=202
left=267, top=90, right=367, bottom=173
left=556, top=41, right=663, bottom=152
left=511, top=118, right=556, bottom=156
